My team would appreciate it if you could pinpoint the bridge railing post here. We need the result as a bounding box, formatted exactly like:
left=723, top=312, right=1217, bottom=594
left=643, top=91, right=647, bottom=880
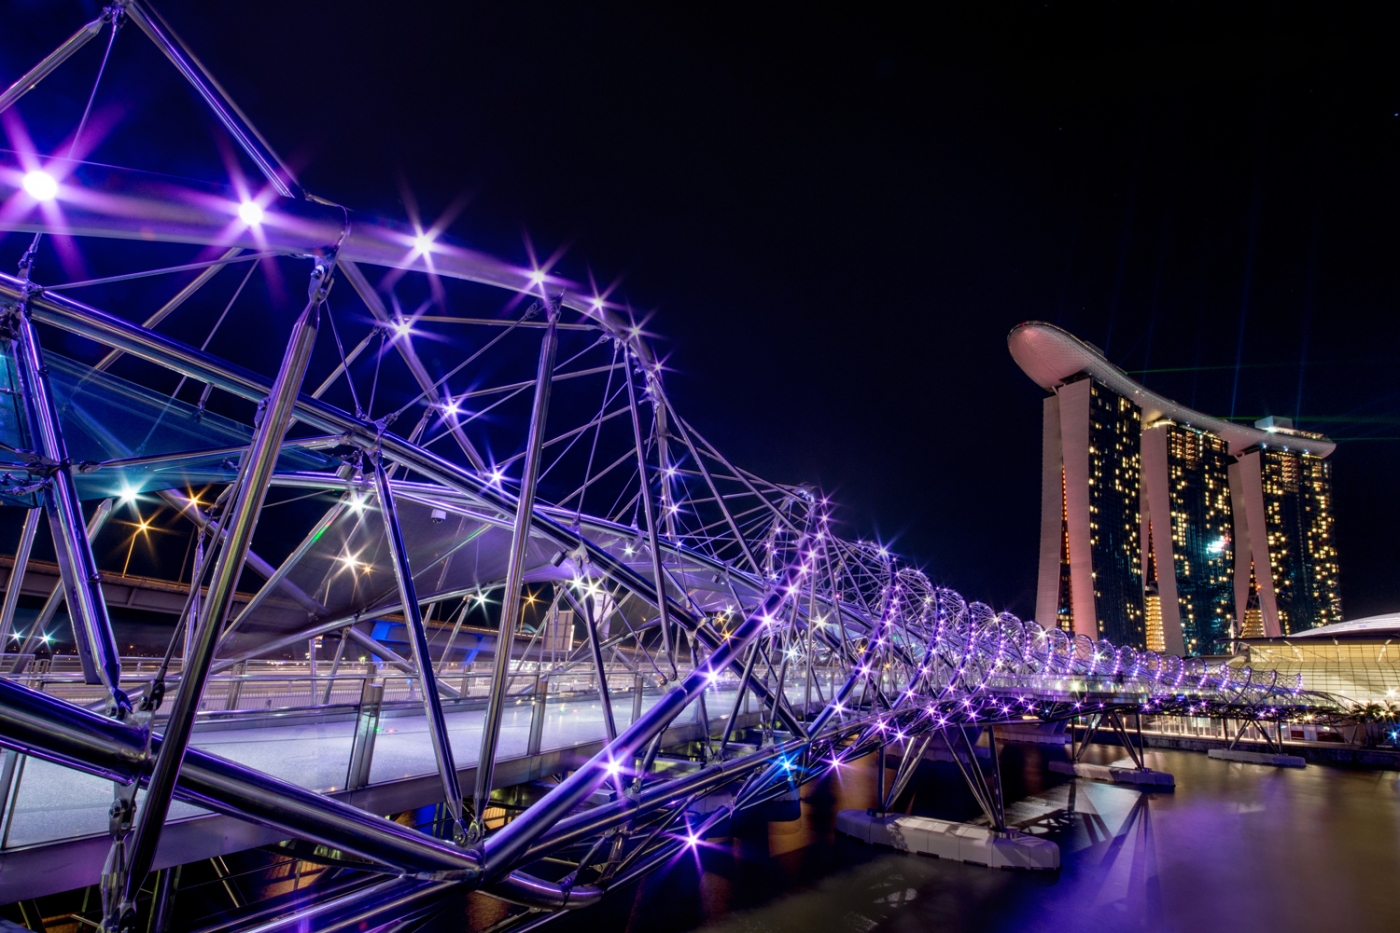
left=225, top=661, right=246, bottom=711
left=346, top=680, right=384, bottom=791
left=527, top=675, right=546, bottom=757
left=0, top=748, right=23, bottom=848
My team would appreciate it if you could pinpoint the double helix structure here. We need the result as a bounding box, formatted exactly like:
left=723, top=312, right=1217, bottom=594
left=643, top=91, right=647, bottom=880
left=0, top=5, right=1352, bottom=932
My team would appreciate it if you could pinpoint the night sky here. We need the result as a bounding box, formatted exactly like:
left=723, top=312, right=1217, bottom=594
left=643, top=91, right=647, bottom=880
left=5, top=1, right=1400, bottom=620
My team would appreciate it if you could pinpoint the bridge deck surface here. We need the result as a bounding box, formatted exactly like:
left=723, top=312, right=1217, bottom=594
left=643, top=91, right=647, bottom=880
left=3, top=686, right=750, bottom=850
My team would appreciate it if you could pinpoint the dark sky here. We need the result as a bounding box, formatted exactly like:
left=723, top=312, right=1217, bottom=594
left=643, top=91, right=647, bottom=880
left=6, top=1, right=1400, bottom=619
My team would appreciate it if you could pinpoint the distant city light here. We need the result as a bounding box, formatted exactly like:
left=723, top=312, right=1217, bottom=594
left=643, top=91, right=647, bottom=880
left=238, top=200, right=263, bottom=225
left=22, top=170, right=57, bottom=201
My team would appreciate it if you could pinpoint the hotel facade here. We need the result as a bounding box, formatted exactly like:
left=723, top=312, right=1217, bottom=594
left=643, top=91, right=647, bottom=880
left=1010, top=322, right=1342, bottom=656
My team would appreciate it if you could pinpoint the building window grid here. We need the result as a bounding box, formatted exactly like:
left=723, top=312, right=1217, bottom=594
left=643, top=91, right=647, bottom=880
left=1261, top=449, right=1342, bottom=633
left=1159, top=425, right=1235, bottom=655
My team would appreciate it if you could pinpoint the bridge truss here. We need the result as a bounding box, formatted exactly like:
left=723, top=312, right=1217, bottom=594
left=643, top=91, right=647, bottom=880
left=0, top=4, right=1364, bottom=932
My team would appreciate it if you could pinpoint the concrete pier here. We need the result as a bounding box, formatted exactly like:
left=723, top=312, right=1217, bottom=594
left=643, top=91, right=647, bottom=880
left=1208, top=748, right=1307, bottom=768
left=835, top=809, right=1060, bottom=870
left=1049, top=760, right=1175, bottom=788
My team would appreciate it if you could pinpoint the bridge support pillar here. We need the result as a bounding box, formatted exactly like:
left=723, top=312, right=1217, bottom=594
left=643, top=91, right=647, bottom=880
left=1056, top=711, right=1175, bottom=788
left=1207, top=749, right=1306, bottom=768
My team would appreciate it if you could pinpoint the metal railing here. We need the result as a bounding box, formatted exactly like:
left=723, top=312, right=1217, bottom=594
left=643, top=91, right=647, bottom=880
left=0, top=653, right=803, bottom=851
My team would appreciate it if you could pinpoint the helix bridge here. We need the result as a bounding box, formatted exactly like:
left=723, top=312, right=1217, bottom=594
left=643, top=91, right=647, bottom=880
left=0, top=4, right=1357, bottom=931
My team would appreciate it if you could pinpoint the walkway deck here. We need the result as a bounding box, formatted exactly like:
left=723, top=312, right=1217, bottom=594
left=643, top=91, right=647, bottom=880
left=0, top=685, right=754, bottom=899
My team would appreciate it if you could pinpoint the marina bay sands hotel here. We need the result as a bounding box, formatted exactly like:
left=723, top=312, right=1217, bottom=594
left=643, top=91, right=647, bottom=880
left=1010, top=322, right=1342, bottom=656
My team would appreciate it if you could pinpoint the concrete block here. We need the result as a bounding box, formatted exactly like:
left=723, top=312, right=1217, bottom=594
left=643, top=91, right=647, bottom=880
left=1048, top=760, right=1174, bottom=788
left=835, top=808, right=898, bottom=844
left=988, top=832, right=1060, bottom=870
left=901, top=816, right=960, bottom=859
left=834, top=808, right=867, bottom=842
left=1109, top=766, right=1175, bottom=788
left=834, top=810, right=1058, bottom=870
left=954, top=823, right=994, bottom=864
left=1208, top=748, right=1306, bottom=768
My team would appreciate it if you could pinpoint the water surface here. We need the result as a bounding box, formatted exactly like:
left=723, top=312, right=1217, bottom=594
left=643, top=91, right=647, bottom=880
left=524, top=743, right=1400, bottom=933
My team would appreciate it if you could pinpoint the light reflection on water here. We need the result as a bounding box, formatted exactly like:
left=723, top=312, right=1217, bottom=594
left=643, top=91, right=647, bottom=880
left=528, top=743, right=1400, bottom=933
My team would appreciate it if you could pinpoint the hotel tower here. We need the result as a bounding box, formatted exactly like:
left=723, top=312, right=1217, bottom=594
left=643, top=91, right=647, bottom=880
left=1010, top=322, right=1342, bottom=655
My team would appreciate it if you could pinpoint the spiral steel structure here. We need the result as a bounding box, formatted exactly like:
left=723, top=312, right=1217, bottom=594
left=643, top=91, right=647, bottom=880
left=0, top=5, right=1361, bottom=932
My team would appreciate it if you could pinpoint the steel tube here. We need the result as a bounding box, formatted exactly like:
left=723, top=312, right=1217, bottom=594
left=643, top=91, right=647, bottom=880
left=474, top=303, right=559, bottom=831
left=0, top=676, right=475, bottom=874
left=112, top=262, right=326, bottom=926
left=0, top=274, right=670, bottom=617
left=0, top=16, right=105, bottom=116
left=0, top=508, right=42, bottom=649
left=10, top=499, right=113, bottom=666
left=718, top=643, right=760, bottom=752
left=221, top=496, right=347, bottom=640
left=581, top=593, right=617, bottom=742
left=123, top=1, right=303, bottom=199
left=208, top=878, right=452, bottom=933
left=94, top=247, right=242, bottom=372
left=341, top=260, right=486, bottom=470
left=0, top=674, right=611, bottom=910
left=373, top=457, right=466, bottom=834
left=0, top=276, right=794, bottom=714
left=479, top=549, right=804, bottom=880
left=10, top=304, right=125, bottom=705
left=662, top=396, right=761, bottom=575
left=53, top=405, right=331, bottom=620
left=624, top=353, right=675, bottom=673
left=0, top=155, right=658, bottom=363
left=158, top=489, right=327, bottom=617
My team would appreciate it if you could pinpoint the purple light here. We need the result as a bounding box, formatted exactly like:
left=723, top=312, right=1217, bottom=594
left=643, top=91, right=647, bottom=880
left=238, top=200, right=263, bottom=225
left=22, top=170, right=57, bottom=201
